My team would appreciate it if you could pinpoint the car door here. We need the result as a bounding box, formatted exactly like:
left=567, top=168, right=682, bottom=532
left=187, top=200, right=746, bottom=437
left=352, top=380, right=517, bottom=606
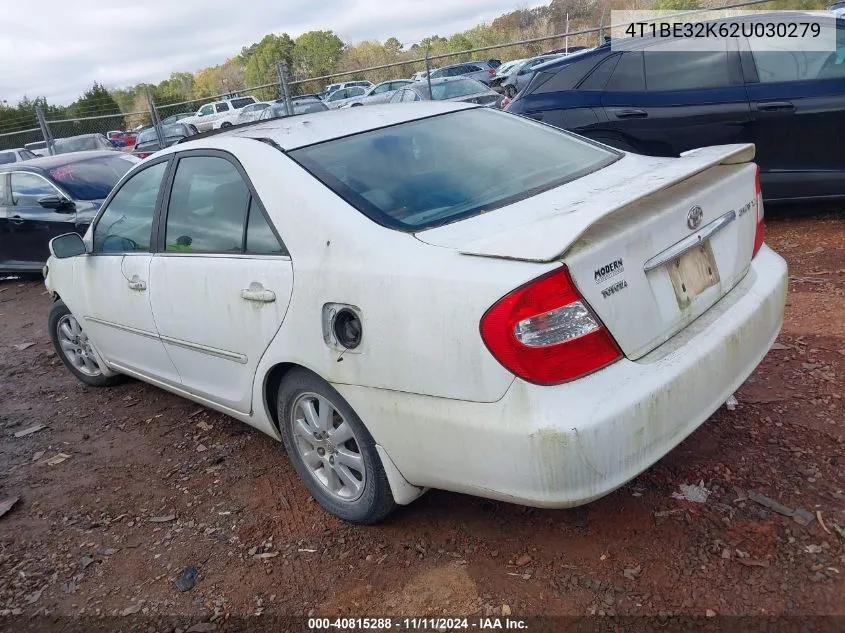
left=0, top=173, right=11, bottom=267
left=601, top=38, right=753, bottom=156
left=195, top=104, right=216, bottom=132
left=740, top=19, right=845, bottom=200
left=148, top=151, right=293, bottom=414
left=7, top=172, right=79, bottom=268
left=75, top=158, right=182, bottom=383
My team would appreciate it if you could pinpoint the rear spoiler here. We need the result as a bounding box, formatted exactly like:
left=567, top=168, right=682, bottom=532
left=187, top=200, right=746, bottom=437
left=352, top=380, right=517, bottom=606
left=456, top=143, right=757, bottom=263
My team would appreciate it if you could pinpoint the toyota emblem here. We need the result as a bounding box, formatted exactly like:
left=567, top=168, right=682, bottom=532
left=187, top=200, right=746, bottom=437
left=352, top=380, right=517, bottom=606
left=687, top=206, right=703, bottom=230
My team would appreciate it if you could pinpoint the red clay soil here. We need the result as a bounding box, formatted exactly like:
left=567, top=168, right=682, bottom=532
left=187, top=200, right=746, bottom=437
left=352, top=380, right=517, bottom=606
left=0, top=211, right=843, bottom=630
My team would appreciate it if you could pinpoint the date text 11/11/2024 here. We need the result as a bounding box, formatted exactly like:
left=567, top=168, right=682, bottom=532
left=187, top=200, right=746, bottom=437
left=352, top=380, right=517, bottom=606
left=308, top=617, right=529, bottom=630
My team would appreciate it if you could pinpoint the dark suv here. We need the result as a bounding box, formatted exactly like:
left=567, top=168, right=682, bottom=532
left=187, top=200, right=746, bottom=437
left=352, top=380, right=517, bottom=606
left=506, top=12, right=845, bottom=202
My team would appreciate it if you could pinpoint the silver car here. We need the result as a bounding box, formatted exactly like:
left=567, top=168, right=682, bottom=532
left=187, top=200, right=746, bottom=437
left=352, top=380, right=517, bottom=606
left=427, top=60, right=500, bottom=85
left=343, top=80, right=414, bottom=107
left=499, top=55, right=565, bottom=98
left=324, top=86, right=369, bottom=110
left=388, top=77, right=503, bottom=108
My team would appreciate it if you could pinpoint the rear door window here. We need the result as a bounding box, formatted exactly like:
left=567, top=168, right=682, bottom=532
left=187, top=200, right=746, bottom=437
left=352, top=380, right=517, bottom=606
left=644, top=39, right=733, bottom=90
left=164, top=156, right=249, bottom=253
left=748, top=24, right=845, bottom=82
left=606, top=51, right=645, bottom=91
left=215, top=103, right=230, bottom=113
left=11, top=172, right=59, bottom=204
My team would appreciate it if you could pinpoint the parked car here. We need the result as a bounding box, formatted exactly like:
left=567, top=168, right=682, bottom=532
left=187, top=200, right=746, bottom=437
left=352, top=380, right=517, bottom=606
left=324, top=86, right=369, bottom=109
left=322, top=81, right=374, bottom=99
left=342, top=80, right=414, bottom=107
left=388, top=77, right=503, bottom=108
left=541, top=45, right=590, bottom=55
left=410, top=70, right=434, bottom=81
left=0, top=151, right=139, bottom=273
left=53, top=134, right=117, bottom=154
left=488, top=58, right=527, bottom=92
left=0, top=148, right=40, bottom=164
left=506, top=12, right=845, bottom=202
left=133, top=123, right=199, bottom=159
left=24, top=141, right=50, bottom=157
left=181, top=96, right=259, bottom=132
left=258, top=101, right=329, bottom=121
left=215, top=102, right=273, bottom=129
left=428, top=60, right=501, bottom=85
left=497, top=54, right=565, bottom=98
left=161, top=112, right=196, bottom=125
left=829, top=1, right=845, bottom=17
left=107, top=131, right=137, bottom=147
left=43, top=103, right=786, bottom=525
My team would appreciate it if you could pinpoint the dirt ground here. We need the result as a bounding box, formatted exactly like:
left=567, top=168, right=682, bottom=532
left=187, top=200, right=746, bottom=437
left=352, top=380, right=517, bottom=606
left=1, top=210, right=843, bottom=630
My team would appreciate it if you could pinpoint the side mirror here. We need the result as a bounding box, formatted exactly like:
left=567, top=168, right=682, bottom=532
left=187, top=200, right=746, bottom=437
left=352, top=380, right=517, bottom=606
left=49, top=233, right=88, bottom=259
left=38, top=195, right=75, bottom=212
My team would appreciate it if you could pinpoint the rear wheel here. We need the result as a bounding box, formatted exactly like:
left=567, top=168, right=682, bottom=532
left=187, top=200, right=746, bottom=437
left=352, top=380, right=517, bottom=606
left=220, top=122, right=232, bottom=128
left=277, top=369, right=396, bottom=524
left=48, top=301, right=123, bottom=387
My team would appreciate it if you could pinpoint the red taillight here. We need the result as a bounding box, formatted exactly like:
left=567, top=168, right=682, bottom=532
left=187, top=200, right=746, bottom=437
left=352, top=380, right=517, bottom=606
left=480, top=267, right=622, bottom=385
left=500, top=96, right=512, bottom=109
left=134, top=152, right=152, bottom=159
left=752, top=165, right=765, bottom=258
left=488, top=69, right=496, bottom=75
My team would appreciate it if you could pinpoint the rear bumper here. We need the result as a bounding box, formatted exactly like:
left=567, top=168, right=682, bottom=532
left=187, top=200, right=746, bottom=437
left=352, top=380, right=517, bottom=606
left=336, top=246, right=787, bottom=507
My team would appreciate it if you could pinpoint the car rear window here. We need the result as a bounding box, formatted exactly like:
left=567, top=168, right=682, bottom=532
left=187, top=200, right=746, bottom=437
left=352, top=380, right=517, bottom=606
left=230, top=97, right=255, bottom=109
left=48, top=154, right=139, bottom=200
left=290, top=108, right=620, bottom=230
left=0, top=152, right=16, bottom=164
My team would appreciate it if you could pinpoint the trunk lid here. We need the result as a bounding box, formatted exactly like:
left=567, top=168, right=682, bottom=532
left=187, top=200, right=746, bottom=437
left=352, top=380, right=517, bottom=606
left=415, top=144, right=760, bottom=359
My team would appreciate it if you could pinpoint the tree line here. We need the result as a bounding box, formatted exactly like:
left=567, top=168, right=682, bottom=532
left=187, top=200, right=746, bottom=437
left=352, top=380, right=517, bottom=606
left=0, top=0, right=831, bottom=144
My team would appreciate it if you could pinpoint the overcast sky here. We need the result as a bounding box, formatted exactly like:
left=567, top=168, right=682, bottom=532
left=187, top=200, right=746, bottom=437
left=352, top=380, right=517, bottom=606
left=0, top=0, right=542, bottom=106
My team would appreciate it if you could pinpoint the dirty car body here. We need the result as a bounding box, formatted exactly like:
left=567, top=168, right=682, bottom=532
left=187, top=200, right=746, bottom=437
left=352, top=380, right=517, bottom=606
left=43, top=103, right=787, bottom=523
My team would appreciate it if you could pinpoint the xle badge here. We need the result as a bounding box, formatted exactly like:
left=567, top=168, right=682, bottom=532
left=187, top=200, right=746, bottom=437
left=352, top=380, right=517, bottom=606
left=595, top=259, right=624, bottom=285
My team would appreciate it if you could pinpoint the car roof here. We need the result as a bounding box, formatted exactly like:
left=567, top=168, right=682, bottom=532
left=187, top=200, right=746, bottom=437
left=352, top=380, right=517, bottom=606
left=178, top=102, right=475, bottom=151
left=0, top=150, right=118, bottom=173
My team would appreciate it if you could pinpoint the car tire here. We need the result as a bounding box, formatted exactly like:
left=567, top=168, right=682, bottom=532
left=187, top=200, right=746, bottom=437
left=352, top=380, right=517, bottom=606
left=505, top=85, right=517, bottom=98
left=48, top=300, right=124, bottom=387
left=277, top=368, right=396, bottom=524
left=351, top=103, right=363, bottom=107
left=221, top=122, right=232, bottom=128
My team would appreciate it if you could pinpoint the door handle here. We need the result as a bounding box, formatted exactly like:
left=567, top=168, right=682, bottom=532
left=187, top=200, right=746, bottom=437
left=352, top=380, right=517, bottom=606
left=612, top=108, right=648, bottom=119
left=9, top=215, right=25, bottom=225
left=127, top=275, right=147, bottom=291
left=756, top=101, right=794, bottom=112
left=241, top=282, right=276, bottom=303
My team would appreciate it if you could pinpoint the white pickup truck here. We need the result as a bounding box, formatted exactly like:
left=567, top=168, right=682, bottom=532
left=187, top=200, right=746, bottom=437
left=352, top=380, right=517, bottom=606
left=181, top=96, right=259, bottom=132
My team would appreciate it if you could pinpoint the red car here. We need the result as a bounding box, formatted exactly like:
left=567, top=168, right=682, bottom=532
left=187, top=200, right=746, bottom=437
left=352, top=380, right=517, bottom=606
left=106, top=130, right=137, bottom=147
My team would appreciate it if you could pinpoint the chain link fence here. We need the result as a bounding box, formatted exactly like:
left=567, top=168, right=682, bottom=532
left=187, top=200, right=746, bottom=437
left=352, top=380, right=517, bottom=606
left=0, top=0, right=773, bottom=155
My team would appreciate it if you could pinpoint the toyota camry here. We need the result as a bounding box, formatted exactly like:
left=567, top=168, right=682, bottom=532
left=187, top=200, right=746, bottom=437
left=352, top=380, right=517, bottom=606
left=43, top=103, right=787, bottom=524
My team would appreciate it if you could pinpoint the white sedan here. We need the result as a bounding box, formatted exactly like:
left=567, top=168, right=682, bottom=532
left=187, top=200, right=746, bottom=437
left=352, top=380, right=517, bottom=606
left=43, top=103, right=787, bottom=524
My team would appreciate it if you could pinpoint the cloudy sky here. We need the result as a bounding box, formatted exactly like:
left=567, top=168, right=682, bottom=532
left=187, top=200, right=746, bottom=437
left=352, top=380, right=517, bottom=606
left=1, top=0, right=542, bottom=105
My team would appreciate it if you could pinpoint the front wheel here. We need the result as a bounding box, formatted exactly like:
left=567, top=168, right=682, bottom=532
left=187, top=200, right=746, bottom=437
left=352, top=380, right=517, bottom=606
left=48, top=301, right=123, bottom=387
left=220, top=122, right=232, bottom=128
left=277, top=369, right=396, bottom=524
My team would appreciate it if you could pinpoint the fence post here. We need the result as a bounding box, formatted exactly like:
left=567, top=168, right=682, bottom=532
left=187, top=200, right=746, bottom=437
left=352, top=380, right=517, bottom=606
left=275, top=62, right=287, bottom=111
left=425, top=49, right=433, bottom=97
left=35, top=105, right=55, bottom=156
left=565, top=13, right=570, bottom=53
left=146, top=89, right=166, bottom=148
left=281, top=64, right=294, bottom=117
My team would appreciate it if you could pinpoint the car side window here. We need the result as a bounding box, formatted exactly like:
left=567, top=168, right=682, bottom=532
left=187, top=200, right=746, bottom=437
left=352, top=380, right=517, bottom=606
left=373, top=84, right=390, bottom=94
left=164, top=156, right=249, bottom=253
left=10, top=172, right=60, bottom=205
left=390, top=90, right=405, bottom=103
left=606, top=51, right=646, bottom=91
left=93, top=161, right=167, bottom=253
left=467, top=65, right=483, bottom=72
left=199, top=105, right=213, bottom=116
left=644, top=39, right=732, bottom=90
left=748, top=26, right=845, bottom=82
left=215, top=103, right=230, bottom=113
left=245, top=197, right=286, bottom=255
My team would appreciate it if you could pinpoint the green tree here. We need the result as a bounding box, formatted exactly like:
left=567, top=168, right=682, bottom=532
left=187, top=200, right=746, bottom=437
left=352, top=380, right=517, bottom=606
left=293, top=30, right=344, bottom=79
left=244, top=33, right=295, bottom=99
left=652, top=0, right=702, bottom=10
left=68, top=82, right=122, bottom=120
left=384, top=37, right=403, bottom=56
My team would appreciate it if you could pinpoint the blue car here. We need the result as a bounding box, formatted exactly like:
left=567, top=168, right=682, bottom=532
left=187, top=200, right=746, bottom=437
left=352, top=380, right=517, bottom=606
left=506, top=12, right=845, bottom=202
